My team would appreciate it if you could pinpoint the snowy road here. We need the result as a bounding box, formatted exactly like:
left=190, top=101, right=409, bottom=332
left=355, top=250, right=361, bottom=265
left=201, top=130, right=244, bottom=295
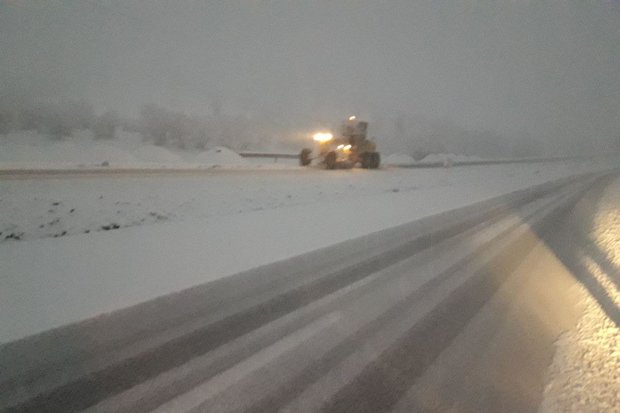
left=1, top=160, right=617, bottom=343
left=2, top=172, right=618, bottom=412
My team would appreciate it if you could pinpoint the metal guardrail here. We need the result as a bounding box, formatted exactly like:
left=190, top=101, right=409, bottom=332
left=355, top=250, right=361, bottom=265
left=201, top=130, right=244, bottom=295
left=238, top=152, right=299, bottom=160
left=237, top=152, right=618, bottom=167
left=1, top=154, right=616, bottom=178
left=391, top=154, right=618, bottom=168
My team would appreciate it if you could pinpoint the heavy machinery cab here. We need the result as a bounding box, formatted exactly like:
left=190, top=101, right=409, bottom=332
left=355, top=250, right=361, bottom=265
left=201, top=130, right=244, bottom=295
left=341, top=118, right=368, bottom=145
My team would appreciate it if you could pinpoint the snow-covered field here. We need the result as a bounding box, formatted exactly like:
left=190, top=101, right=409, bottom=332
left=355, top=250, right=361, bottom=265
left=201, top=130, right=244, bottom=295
left=0, top=130, right=255, bottom=169
left=1, top=157, right=619, bottom=345
left=0, top=159, right=614, bottom=244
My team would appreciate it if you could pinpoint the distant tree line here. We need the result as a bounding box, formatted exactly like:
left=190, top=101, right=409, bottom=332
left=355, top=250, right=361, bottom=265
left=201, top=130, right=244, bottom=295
left=0, top=98, right=279, bottom=152
left=0, top=99, right=121, bottom=140
left=1, top=97, right=561, bottom=158
left=138, top=104, right=261, bottom=151
left=389, top=114, right=543, bottom=159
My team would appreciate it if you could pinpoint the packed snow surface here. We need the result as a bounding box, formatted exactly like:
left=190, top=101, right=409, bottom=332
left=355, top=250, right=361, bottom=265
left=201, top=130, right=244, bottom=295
left=419, top=153, right=484, bottom=164
left=0, top=131, right=141, bottom=167
left=0, top=130, right=257, bottom=168
left=194, top=146, right=249, bottom=166
left=384, top=153, right=484, bottom=166
left=0, top=159, right=618, bottom=344
left=540, top=177, right=620, bottom=413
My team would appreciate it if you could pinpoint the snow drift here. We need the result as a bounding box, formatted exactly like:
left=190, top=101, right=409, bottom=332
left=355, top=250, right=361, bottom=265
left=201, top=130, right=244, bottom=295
left=194, top=146, right=249, bottom=166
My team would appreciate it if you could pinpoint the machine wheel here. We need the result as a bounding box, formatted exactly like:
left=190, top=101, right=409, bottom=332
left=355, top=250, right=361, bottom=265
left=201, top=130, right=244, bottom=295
left=370, top=152, right=381, bottom=169
left=360, top=152, right=372, bottom=169
left=299, top=148, right=312, bottom=166
left=325, top=151, right=337, bottom=169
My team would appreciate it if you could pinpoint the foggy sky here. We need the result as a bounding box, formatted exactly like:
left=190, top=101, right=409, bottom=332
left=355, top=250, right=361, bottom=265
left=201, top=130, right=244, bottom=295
left=1, top=0, right=619, bottom=153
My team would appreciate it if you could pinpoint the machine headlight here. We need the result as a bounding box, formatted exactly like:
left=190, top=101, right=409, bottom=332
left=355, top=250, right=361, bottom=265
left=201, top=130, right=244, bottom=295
left=313, top=132, right=333, bottom=142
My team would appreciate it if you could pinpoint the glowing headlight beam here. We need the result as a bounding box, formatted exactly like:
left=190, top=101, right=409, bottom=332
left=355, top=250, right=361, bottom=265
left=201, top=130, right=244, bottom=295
left=313, top=132, right=334, bottom=142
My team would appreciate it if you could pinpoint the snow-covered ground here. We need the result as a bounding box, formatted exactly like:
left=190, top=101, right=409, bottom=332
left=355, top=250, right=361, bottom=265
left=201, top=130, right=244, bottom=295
left=0, top=130, right=255, bottom=169
left=1, top=157, right=618, bottom=344
left=540, top=177, right=620, bottom=413
left=0, top=159, right=614, bottom=244
left=384, top=153, right=417, bottom=166
left=384, top=152, right=484, bottom=166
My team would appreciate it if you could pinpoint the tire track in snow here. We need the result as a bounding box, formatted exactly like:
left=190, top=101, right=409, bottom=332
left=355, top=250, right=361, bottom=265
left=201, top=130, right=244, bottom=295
left=0, top=175, right=604, bottom=413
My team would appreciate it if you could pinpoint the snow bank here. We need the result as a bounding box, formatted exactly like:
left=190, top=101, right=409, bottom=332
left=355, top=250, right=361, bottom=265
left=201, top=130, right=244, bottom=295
left=195, top=146, right=249, bottom=166
left=0, top=132, right=253, bottom=168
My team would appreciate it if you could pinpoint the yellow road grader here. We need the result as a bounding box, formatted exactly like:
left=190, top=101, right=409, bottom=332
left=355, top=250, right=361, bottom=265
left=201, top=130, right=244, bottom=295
left=299, top=117, right=380, bottom=169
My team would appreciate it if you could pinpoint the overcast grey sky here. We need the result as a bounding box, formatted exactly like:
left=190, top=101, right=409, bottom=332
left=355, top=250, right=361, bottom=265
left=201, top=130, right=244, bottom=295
left=1, top=0, right=619, bottom=152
